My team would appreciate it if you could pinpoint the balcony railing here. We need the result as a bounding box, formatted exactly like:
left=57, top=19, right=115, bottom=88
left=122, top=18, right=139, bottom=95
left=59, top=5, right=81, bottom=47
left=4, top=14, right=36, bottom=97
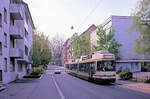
left=10, top=25, right=24, bottom=39
left=10, top=3, right=24, bottom=20
left=10, top=48, right=23, bottom=58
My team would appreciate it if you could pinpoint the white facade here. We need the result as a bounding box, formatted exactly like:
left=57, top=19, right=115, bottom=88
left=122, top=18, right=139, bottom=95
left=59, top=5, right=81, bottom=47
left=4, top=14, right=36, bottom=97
left=0, top=0, right=34, bottom=83
left=90, top=15, right=148, bottom=72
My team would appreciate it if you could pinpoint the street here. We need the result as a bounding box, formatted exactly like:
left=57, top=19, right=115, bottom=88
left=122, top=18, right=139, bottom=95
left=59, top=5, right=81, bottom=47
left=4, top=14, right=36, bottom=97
left=46, top=66, right=150, bottom=99
left=1, top=65, right=150, bottom=99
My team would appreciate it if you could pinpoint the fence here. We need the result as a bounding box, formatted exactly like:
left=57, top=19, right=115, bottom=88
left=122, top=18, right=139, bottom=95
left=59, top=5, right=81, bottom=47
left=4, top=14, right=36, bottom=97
left=133, top=72, right=150, bottom=80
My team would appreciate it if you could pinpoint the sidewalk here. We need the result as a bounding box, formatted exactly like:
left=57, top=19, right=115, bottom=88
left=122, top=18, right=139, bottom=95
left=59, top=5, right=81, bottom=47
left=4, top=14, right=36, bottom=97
left=116, top=80, right=150, bottom=94
left=0, top=74, right=60, bottom=99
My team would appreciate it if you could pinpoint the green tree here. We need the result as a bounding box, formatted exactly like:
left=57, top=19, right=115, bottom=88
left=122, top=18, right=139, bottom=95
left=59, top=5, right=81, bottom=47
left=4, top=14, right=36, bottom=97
left=93, top=26, right=122, bottom=59
left=32, top=30, right=52, bottom=67
left=72, top=33, right=91, bottom=59
left=131, top=0, right=150, bottom=58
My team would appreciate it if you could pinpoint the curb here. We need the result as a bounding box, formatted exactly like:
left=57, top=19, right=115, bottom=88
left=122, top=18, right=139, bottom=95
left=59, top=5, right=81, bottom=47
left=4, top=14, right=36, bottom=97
left=39, top=74, right=44, bottom=79
left=0, top=86, right=6, bottom=92
left=120, top=84, right=150, bottom=93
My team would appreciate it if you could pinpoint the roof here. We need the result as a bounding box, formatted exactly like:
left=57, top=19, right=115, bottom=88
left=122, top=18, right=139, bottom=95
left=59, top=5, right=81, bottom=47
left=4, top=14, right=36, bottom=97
left=22, top=1, right=35, bottom=29
left=81, top=24, right=97, bottom=35
left=116, top=60, right=150, bottom=63
left=102, top=15, right=133, bottom=27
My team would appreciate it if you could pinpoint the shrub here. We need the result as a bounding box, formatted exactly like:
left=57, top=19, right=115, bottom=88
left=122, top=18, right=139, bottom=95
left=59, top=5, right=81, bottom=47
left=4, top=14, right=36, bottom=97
left=119, top=71, right=133, bottom=80
left=32, top=65, right=43, bottom=75
left=145, top=79, right=150, bottom=83
left=31, top=71, right=39, bottom=75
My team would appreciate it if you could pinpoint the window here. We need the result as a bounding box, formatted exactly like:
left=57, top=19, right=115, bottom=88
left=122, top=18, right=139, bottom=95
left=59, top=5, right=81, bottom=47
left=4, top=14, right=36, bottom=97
left=18, top=63, right=22, bottom=72
left=25, top=29, right=28, bottom=38
left=10, top=58, right=15, bottom=72
left=4, top=8, right=7, bottom=24
left=10, top=38, right=15, bottom=48
left=4, top=33, right=7, bottom=47
left=97, top=61, right=115, bottom=71
left=0, top=13, right=2, bottom=27
left=25, top=46, right=28, bottom=56
left=0, top=70, right=2, bottom=81
left=0, top=42, right=2, bottom=55
left=4, top=58, right=7, bottom=72
left=10, top=18, right=15, bottom=26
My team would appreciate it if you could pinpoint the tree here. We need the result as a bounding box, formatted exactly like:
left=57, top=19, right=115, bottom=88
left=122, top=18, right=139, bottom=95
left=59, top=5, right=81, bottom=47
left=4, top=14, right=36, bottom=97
left=131, top=0, right=150, bottom=58
left=32, top=30, right=52, bottom=67
left=93, top=26, right=122, bottom=59
left=50, top=34, right=64, bottom=65
left=72, top=33, right=91, bottom=59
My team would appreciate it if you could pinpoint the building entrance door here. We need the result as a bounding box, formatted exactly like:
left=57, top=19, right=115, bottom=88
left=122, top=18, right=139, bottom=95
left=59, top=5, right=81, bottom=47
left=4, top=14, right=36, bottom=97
left=0, top=70, right=2, bottom=81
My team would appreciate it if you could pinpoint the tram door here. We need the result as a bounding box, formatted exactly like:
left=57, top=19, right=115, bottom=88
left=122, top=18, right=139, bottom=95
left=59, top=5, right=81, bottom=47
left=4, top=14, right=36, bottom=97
left=89, top=62, right=95, bottom=79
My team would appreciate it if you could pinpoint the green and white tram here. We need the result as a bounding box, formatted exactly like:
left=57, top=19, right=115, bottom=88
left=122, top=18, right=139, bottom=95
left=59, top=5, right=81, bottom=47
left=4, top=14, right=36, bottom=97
left=65, top=51, right=116, bottom=83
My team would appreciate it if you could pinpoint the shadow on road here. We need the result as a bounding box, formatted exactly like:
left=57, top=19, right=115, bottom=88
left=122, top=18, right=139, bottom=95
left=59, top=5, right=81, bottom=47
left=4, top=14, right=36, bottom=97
left=14, top=78, right=39, bottom=83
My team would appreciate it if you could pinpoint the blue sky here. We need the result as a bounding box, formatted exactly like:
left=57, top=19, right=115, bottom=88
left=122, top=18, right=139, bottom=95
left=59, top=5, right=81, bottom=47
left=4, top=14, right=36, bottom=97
left=24, top=0, right=139, bottom=39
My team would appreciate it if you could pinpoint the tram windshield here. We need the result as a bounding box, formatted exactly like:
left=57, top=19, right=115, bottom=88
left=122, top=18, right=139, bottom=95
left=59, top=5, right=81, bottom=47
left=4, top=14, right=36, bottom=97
left=97, top=61, right=115, bottom=71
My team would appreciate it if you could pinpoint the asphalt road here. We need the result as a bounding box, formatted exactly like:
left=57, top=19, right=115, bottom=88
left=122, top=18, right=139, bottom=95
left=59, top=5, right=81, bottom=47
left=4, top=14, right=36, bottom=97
left=1, top=65, right=150, bottom=99
left=46, top=65, right=150, bottom=99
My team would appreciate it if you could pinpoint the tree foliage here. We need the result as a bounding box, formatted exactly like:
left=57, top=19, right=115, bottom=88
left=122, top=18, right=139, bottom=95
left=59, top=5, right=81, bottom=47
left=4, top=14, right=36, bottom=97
left=32, top=30, right=52, bottom=66
left=131, top=0, right=150, bottom=58
left=72, top=33, right=91, bottom=59
left=93, top=26, right=122, bottom=59
left=50, top=34, right=64, bottom=64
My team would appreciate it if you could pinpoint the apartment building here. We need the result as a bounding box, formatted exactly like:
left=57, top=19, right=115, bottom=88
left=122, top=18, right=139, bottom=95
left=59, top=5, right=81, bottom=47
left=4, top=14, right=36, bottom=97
left=0, top=0, right=34, bottom=83
left=61, top=33, right=78, bottom=66
left=61, top=25, right=96, bottom=66
left=90, top=15, right=150, bottom=72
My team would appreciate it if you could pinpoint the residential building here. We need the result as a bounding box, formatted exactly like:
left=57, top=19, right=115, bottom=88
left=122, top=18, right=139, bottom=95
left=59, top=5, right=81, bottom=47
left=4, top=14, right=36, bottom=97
left=80, top=24, right=97, bottom=55
left=0, top=0, right=34, bottom=83
left=90, top=15, right=150, bottom=72
left=61, top=33, right=78, bottom=66
left=61, top=24, right=96, bottom=66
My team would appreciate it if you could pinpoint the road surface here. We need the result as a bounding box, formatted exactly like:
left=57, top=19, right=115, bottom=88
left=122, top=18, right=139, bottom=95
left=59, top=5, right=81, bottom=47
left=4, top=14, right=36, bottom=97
left=44, top=65, right=150, bottom=99
left=1, top=65, right=150, bottom=99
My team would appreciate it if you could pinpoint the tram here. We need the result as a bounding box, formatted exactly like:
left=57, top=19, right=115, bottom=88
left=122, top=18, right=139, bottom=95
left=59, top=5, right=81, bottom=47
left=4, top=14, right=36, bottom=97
left=65, top=50, right=116, bottom=83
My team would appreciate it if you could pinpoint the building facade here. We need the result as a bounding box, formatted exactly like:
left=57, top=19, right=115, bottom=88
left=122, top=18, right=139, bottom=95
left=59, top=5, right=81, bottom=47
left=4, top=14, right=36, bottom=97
left=0, top=0, right=34, bottom=83
left=61, top=25, right=96, bottom=66
left=90, top=15, right=149, bottom=72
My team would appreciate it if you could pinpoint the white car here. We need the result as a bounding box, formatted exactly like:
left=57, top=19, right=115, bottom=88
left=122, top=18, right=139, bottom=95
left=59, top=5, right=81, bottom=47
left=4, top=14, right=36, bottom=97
left=54, top=70, right=61, bottom=74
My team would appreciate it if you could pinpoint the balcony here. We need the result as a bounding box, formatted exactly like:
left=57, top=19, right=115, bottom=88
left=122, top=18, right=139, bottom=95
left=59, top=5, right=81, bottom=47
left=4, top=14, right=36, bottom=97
left=10, top=48, right=23, bottom=58
left=17, top=55, right=32, bottom=64
left=10, top=3, right=24, bottom=20
left=10, top=25, right=24, bottom=39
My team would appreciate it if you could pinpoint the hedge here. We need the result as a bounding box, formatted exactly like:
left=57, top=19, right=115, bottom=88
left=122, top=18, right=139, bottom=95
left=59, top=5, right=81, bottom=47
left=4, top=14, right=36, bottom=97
left=119, top=71, right=133, bottom=80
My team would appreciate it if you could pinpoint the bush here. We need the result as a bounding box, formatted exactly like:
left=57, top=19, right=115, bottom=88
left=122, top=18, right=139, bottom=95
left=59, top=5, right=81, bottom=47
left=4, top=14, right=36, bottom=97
left=31, top=71, right=40, bottom=75
left=32, top=65, right=43, bottom=75
left=119, top=71, right=133, bottom=80
left=145, top=79, right=150, bottom=83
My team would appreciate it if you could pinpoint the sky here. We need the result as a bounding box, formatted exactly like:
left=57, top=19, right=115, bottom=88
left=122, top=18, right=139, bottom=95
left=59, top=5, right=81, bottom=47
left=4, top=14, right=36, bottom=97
left=24, top=0, right=139, bottom=40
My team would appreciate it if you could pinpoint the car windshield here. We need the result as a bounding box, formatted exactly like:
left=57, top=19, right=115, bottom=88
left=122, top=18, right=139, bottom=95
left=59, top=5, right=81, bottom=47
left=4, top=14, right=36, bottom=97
left=97, top=61, right=115, bottom=71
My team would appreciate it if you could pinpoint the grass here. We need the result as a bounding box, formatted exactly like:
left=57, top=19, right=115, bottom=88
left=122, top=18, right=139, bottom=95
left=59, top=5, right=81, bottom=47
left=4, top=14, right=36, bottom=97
left=129, top=78, right=146, bottom=83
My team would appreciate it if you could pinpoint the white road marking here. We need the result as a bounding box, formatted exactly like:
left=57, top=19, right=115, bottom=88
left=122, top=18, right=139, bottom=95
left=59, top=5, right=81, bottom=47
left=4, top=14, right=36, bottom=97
left=52, top=75, right=65, bottom=99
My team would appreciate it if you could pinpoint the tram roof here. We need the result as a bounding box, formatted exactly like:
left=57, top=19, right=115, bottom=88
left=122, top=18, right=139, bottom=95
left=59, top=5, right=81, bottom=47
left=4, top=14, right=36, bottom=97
left=65, top=58, right=115, bottom=65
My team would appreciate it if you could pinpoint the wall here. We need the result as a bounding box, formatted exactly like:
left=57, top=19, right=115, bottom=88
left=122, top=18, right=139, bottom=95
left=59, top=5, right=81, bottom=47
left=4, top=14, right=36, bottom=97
left=112, top=16, right=145, bottom=60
